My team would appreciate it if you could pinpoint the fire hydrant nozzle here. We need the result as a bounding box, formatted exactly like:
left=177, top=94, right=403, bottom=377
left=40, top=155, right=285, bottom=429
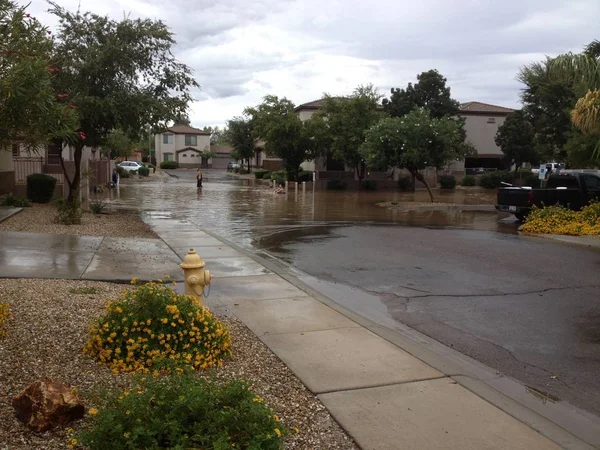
left=180, top=249, right=212, bottom=304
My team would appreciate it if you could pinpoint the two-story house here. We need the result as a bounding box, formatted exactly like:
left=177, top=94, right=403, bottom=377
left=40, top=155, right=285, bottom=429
left=154, top=124, right=212, bottom=168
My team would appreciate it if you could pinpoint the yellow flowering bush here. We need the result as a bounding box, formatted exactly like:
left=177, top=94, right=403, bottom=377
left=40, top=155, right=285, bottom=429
left=522, top=202, right=600, bottom=236
left=83, top=281, right=232, bottom=374
left=77, top=372, right=286, bottom=449
left=0, top=301, right=11, bottom=338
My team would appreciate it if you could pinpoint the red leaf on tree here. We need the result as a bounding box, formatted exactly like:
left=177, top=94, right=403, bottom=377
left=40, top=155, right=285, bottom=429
left=79, top=132, right=87, bottom=141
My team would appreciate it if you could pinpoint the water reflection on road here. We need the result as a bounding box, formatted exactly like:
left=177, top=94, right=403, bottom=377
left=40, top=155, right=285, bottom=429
left=108, top=170, right=515, bottom=248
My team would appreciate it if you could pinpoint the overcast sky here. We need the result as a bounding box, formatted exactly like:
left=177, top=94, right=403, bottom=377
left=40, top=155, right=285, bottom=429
left=26, top=0, right=600, bottom=128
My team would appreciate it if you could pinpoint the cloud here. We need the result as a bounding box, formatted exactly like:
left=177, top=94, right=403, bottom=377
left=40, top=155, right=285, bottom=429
left=22, top=0, right=600, bottom=127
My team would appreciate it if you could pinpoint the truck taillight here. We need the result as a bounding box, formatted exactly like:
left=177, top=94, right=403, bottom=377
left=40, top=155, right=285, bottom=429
left=528, top=191, right=534, bottom=205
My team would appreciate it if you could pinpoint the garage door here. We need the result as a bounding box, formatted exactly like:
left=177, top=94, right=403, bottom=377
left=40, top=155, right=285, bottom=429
left=211, top=155, right=230, bottom=169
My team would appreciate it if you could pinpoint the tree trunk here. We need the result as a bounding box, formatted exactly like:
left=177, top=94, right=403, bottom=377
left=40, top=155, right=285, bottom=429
left=67, top=143, right=84, bottom=204
left=411, top=170, right=434, bottom=202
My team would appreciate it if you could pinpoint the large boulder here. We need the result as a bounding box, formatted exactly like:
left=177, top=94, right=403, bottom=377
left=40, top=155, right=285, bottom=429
left=12, top=379, right=85, bottom=432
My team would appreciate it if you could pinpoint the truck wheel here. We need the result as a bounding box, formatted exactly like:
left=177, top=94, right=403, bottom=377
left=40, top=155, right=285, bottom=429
left=515, top=214, right=526, bottom=222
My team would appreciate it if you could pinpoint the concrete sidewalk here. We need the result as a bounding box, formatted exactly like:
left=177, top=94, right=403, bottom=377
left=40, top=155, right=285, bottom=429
left=0, top=222, right=598, bottom=449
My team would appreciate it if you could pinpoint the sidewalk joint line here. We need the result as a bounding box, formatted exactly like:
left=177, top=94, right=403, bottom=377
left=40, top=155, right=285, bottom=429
left=80, top=236, right=105, bottom=279
left=316, top=375, right=449, bottom=395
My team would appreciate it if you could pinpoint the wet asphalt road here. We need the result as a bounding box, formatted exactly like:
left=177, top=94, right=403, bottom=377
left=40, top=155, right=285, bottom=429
left=260, top=225, right=600, bottom=416
left=115, top=170, right=600, bottom=416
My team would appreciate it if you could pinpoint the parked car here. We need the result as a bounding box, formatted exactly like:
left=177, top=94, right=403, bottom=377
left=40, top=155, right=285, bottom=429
left=531, top=162, right=565, bottom=174
left=117, top=161, right=144, bottom=173
left=496, top=172, right=600, bottom=221
left=227, top=161, right=240, bottom=171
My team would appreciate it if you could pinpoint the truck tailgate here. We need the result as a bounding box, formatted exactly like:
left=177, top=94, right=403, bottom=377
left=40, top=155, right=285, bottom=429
left=497, top=188, right=531, bottom=207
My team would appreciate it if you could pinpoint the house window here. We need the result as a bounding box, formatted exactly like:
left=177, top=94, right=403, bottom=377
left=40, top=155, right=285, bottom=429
left=11, top=143, right=18, bottom=157
left=182, top=154, right=187, bottom=157
left=163, top=134, right=173, bottom=144
left=163, top=153, right=174, bottom=162
left=487, top=118, right=496, bottom=124
left=185, top=135, right=197, bottom=146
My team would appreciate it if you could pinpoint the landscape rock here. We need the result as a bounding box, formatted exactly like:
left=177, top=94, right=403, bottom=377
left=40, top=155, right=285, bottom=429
left=12, top=379, right=84, bottom=432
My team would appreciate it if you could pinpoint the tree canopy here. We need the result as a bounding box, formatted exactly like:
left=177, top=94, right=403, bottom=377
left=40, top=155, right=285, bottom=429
left=382, top=70, right=460, bottom=119
left=49, top=2, right=198, bottom=201
left=103, top=129, right=134, bottom=160
left=0, top=0, right=78, bottom=150
left=316, top=84, right=382, bottom=179
left=226, top=117, right=254, bottom=167
left=361, top=108, right=470, bottom=201
left=494, top=111, right=538, bottom=172
left=245, top=95, right=321, bottom=180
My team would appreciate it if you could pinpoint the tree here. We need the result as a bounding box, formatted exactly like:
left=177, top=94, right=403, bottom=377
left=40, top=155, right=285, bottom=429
left=316, top=84, right=382, bottom=179
left=202, top=126, right=228, bottom=145
left=245, top=95, right=321, bottom=181
left=226, top=118, right=254, bottom=169
left=382, top=70, right=460, bottom=119
left=103, top=129, right=134, bottom=160
left=0, top=0, right=78, bottom=150
left=564, top=131, right=599, bottom=168
left=544, top=39, right=600, bottom=163
left=494, top=111, right=538, bottom=172
left=49, top=3, right=198, bottom=203
left=360, top=108, right=470, bottom=202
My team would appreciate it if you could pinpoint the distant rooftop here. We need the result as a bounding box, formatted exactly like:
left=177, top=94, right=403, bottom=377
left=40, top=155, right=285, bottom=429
left=167, top=124, right=211, bottom=135
left=295, top=97, right=384, bottom=112
left=459, top=102, right=516, bottom=115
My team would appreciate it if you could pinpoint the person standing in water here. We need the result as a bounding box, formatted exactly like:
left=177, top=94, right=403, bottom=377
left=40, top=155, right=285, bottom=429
left=196, top=167, right=203, bottom=188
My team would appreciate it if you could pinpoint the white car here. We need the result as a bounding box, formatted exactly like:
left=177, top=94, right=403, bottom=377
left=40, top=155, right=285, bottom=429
left=117, top=161, right=144, bottom=173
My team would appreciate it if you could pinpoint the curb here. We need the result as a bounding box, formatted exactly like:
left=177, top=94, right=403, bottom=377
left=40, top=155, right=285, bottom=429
left=198, top=226, right=600, bottom=450
left=0, top=207, right=23, bottom=223
left=520, top=232, right=600, bottom=250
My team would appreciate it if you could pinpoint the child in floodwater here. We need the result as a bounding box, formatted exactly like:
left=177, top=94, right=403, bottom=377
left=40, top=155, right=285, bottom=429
left=274, top=182, right=285, bottom=194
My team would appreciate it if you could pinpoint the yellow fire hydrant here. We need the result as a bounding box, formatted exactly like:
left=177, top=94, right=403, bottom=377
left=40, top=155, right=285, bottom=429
left=179, top=249, right=212, bottom=304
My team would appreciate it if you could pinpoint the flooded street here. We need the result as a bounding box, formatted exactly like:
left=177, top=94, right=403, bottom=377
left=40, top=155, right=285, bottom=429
left=110, top=170, right=600, bottom=417
left=110, top=169, right=512, bottom=249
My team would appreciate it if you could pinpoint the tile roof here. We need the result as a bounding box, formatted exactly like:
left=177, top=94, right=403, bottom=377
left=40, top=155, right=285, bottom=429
left=167, top=124, right=211, bottom=135
left=210, top=144, right=233, bottom=154
left=459, top=102, right=516, bottom=114
left=295, top=97, right=384, bottom=112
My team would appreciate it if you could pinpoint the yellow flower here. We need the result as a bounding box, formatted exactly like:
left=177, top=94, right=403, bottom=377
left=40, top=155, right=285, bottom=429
left=130, top=277, right=138, bottom=285
left=273, top=415, right=280, bottom=422
left=274, top=428, right=281, bottom=437
left=88, top=407, right=99, bottom=416
left=294, top=427, right=300, bottom=434
left=70, top=438, right=78, bottom=445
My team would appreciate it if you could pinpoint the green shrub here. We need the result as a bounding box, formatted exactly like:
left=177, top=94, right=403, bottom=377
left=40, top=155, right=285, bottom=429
left=297, top=170, right=312, bottom=183
left=439, top=175, right=457, bottom=189
left=77, top=372, right=286, bottom=450
left=55, top=197, right=83, bottom=225
left=326, top=179, right=347, bottom=190
left=26, top=173, right=57, bottom=203
left=270, top=171, right=285, bottom=181
left=362, top=180, right=377, bottom=191
left=255, top=169, right=269, bottom=179
left=160, top=161, right=178, bottom=169
left=115, top=166, right=129, bottom=178
left=262, top=171, right=272, bottom=179
left=144, top=163, right=156, bottom=173
left=233, top=167, right=240, bottom=173
left=479, top=171, right=513, bottom=189
left=83, top=280, right=232, bottom=374
left=1, top=194, right=31, bottom=207
left=137, top=166, right=150, bottom=177
left=461, top=175, right=476, bottom=186
left=89, top=200, right=107, bottom=214
left=397, top=175, right=411, bottom=191
left=521, top=172, right=541, bottom=188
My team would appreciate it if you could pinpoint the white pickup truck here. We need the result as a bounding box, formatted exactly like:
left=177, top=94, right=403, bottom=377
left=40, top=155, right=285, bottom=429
left=531, top=162, right=565, bottom=174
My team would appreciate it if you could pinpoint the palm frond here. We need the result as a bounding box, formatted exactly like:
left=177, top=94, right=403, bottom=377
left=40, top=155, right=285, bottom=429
left=547, top=54, right=600, bottom=93
left=571, top=90, right=600, bottom=135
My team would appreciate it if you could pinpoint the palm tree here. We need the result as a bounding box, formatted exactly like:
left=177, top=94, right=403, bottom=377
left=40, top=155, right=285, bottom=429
left=547, top=40, right=600, bottom=161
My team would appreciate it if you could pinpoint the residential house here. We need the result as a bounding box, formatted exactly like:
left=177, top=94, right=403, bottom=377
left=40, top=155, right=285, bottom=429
left=154, top=124, right=212, bottom=167
left=209, top=144, right=233, bottom=169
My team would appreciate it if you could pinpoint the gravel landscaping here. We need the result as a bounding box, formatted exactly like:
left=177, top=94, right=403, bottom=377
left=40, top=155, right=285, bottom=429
left=0, top=204, right=157, bottom=238
left=0, top=279, right=357, bottom=450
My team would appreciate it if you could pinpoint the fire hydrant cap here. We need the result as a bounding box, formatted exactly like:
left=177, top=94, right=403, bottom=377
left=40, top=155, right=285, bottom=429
left=180, top=249, right=206, bottom=269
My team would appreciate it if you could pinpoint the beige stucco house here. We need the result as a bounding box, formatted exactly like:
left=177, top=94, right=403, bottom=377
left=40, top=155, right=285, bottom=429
left=449, top=101, right=516, bottom=174
left=154, top=124, right=212, bottom=168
